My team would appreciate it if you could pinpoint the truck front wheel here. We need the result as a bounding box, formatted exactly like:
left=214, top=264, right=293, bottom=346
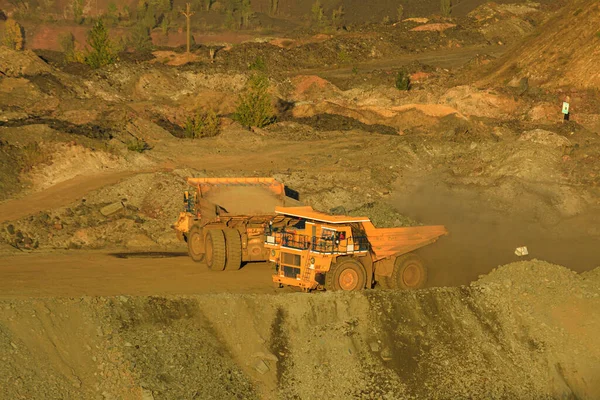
left=187, top=225, right=205, bottom=262
left=389, top=253, right=427, bottom=290
left=325, top=258, right=366, bottom=291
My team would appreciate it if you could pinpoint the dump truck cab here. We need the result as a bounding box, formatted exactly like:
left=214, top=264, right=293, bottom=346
left=266, top=206, right=448, bottom=291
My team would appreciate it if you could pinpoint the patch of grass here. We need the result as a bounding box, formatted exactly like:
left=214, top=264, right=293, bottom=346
left=596, top=31, right=600, bottom=39
left=395, top=69, right=411, bottom=91
left=126, top=138, right=151, bottom=153
left=248, top=56, right=267, bottom=72
left=20, top=143, right=52, bottom=172
left=337, top=49, right=351, bottom=64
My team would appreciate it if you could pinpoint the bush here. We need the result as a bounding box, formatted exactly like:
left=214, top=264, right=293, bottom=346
left=397, top=5, right=404, bottom=22
left=60, top=33, right=85, bottom=63
left=234, top=74, right=276, bottom=128
left=85, top=19, right=118, bottom=68
left=126, top=138, right=150, bottom=152
left=3, top=19, right=24, bottom=50
left=183, top=109, right=221, bottom=138
left=128, top=22, right=154, bottom=53
left=395, top=69, right=410, bottom=90
left=440, top=0, right=451, bottom=17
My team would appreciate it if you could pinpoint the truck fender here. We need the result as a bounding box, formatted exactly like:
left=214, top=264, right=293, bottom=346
left=373, top=257, right=395, bottom=278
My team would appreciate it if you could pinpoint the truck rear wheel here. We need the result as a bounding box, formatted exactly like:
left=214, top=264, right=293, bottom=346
left=375, top=274, right=391, bottom=289
left=325, top=258, right=366, bottom=292
left=223, top=228, right=242, bottom=271
left=187, top=225, right=205, bottom=262
left=389, top=253, right=427, bottom=290
left=206, top=229, right=226, bottom=271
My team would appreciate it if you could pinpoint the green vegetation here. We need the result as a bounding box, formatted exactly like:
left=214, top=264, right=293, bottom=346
left=72, top=0, right=84, bottom=24
left=248, top=56, right=267, bottom=72
left=85, top=20, right=118, bottom=68
left=129, top=22, right=154, bottom=53
left=60, top=33, right=85, bottom=63
left=440, top=0, right=452, bottom=17
left=596, top=31, right=600, bottom=39
left=311, top=0, right=325, bottom=27
left=397, top=5, right=404, bottom=22
left=20, top=143, right=52, bottom=172
left=2, top=19, right=24, bottom=50
left=331, top=6, right=344, bottom=27
left=184, top=109, right=221, bottom=138
left=234, top=74, right=276, bottom=128
left=395, top=69, right=411, bottom=91
left=337, top=49, right=351, bottom=64
left=126, top=138, right=151, bottom=152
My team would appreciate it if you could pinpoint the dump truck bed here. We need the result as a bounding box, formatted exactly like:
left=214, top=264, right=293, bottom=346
left=274, top=206, right=447, bottom=261
left=188, top=177, right=301, bottom=217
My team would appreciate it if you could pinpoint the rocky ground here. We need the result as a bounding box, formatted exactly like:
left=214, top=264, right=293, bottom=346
left=0, top=260, right=598, bottom=399
left=0, top=0, right=599, bottom=398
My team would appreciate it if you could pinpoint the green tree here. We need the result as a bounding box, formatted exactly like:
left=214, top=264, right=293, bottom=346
left=2, top=19, right=24, bottom=50
left=85, top=20, right=117, bottom=68
left=234, top=74, right=276, bottom=128
left=239, top=0, right=253, bottom=28
left=129, top=22, right=154, bottom=53
left=397, top=5, right=404, bottom=22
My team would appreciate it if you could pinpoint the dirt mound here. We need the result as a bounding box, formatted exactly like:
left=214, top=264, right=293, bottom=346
left=0, top=260, right=598, bottom=399
left=0, top=47, right=51, bottom=77
left=485, top=0, right=600, bottom=89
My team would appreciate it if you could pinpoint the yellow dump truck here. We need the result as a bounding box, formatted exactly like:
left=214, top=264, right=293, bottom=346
left=174, top=177, right=301, bottom=270
left=265, top=206, right=448, bottom=291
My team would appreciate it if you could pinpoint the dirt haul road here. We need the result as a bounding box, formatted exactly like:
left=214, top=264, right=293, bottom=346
left=0, top=252, right=282, bottom=298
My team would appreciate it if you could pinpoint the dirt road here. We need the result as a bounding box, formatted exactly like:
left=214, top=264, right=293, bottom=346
left=0, top=251, right=282, bottom=298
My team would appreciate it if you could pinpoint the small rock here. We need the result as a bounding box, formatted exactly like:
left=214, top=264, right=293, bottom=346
left=369, top=342, right=381, bottom=352
left=253, top=359, right=270, bottom=375
left=100, top=202, right=124, bottom=217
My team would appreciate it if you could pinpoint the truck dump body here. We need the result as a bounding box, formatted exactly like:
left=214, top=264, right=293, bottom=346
left=273, top=206, right=447, bottom=261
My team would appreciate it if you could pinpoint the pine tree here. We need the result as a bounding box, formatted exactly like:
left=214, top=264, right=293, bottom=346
left=85, top=20, right=117, bottom=68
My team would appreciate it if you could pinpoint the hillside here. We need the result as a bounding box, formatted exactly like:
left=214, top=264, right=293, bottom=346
left=486, top=0, right=600, bottom=89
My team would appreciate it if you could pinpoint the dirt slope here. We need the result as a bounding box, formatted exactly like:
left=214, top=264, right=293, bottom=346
left=0, top=260, right=598, bottom=400
left=485, top=0, right=600, bottom=89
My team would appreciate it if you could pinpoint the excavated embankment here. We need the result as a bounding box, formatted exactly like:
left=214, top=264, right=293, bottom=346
left=0, top=260, right=598, bottom=400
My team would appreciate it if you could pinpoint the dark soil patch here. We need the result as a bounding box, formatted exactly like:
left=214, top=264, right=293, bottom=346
left=0, top=118, right=113, bottom=140
left=284, top=113, right=398, bottom=135
left=109, top=252, right=188, bottom=259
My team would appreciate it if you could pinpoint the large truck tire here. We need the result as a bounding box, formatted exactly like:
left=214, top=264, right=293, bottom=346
left=389, top=253, right=427, bottom=290
left=375, top=274, right=391, bottom=289
left=187, top=225, right=205, bottom=262
left=223, top=228, right=242, bottom=271
left=325, top=258, right=366, bottom=291
left=206, top=229, right=227, bottom=271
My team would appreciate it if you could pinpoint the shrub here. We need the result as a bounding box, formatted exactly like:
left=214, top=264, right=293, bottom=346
left=311, top=0, right=325, bottom=26
left=3, top=19, right=24, bottom=50
left=234, top=74, right=276, bottom=128
left=440, top=0, right=451, bottom=17
left=60, top=33, right=85, bottom=63
left=183, top=109, right=221, bottom=138
left=397, top=5, right=404, bottom=22
left=129, top=22, right=154, bottom=53
left=85, top=19, right=118, bottom=68
left=395, top=69, right=410, bottom=90
left=126, top=138, right=150, bottom=152
left=72, top=0, right=84, bottom=24
left=248, top=56, right=267, bottom=72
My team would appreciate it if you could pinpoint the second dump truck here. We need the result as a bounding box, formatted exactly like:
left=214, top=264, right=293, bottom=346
left=173, top=177, right=301, bottom=270
left=265, top=206, right=447, bottom=291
